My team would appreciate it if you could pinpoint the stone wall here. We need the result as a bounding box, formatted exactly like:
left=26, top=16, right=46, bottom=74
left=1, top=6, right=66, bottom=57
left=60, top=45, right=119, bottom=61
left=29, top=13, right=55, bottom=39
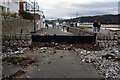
left=2, top=16, right=34, bottom=35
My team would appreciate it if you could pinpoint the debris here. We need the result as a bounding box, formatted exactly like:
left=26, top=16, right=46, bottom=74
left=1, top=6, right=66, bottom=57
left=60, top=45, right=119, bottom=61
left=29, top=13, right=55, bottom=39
left=64, top=74, right=66, bottom=77
left=27, top=75, right=31, bottom=78
left=2, top=57, right=38, bottom=67
left=2, top=70, right=26, bottom=79
left=48, top=61, right=51, bottom=64
left=74, top=46, right=120, bottom=79
left=40, top=47, right=46, bottom=53
left=38, top=69, right=40, bottom=71
left=61, top=56, right=63, bottom=58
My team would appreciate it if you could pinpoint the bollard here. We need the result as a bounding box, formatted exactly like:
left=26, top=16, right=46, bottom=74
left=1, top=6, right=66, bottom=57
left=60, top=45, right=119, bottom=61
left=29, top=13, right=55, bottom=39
left=94, top=33, right=97, bottom=46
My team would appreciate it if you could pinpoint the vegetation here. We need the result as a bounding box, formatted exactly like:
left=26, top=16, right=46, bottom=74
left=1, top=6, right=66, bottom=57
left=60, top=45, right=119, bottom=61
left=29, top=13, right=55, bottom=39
left=2, top=12, right=17, bottom=18
left=19, top=10, right=34, bottom=20
left=1, top=10, right=34, bottom=20
left=63, top=14, right=120, bottom=24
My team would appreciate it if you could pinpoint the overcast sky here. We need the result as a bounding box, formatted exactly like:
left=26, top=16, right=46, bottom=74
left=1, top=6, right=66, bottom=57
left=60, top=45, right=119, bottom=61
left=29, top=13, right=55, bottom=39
left=30, top=0, right=119, bottom=19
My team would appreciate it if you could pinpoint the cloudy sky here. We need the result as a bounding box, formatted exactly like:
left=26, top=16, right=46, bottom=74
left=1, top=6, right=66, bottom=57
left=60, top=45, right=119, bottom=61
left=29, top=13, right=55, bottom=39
left=31, top=0, right=119, bottom=19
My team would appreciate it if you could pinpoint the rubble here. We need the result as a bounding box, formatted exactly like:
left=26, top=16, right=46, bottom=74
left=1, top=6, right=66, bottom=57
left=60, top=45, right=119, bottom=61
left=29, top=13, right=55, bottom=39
left=48, top=61, right=52, bottom=64
left=2, top=34, right=119, bottom=79
left=2, top=70, right=26, bottom=79
left=2, top=57, right=38, bottom=68
left=75, top=46, right=120, bottom=79
left=38, top=69, right=41, bottom=71
left=31, top=42, right=103, bottom=51
left=2, top=47, right=29, bottom=57
left=40, top=47, right=47, bottom=53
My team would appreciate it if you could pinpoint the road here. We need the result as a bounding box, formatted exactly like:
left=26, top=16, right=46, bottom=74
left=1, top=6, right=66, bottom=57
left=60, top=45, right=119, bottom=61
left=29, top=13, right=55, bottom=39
left=2, top=26, right=101, bottom=79
left=23, top=50, right=100, bottom=78
left=37, top=26, right=73, bottom=35
left=22, top=26, right=101, bottom=78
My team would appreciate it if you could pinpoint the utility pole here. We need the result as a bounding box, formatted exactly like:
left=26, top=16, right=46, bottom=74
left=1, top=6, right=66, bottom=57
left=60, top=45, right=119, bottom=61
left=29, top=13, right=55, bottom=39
left=76, top=12, right=79, bottom=18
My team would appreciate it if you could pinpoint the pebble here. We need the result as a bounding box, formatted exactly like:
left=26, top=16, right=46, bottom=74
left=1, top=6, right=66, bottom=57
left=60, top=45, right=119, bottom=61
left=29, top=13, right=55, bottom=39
left=38, top=69, right=40, bottom=71
left=27, top=76, right=31, bottom=78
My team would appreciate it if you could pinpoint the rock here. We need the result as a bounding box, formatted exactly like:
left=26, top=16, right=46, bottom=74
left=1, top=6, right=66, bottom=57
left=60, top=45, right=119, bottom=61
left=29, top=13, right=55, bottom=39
left=38, top=69, right=40, bottom=71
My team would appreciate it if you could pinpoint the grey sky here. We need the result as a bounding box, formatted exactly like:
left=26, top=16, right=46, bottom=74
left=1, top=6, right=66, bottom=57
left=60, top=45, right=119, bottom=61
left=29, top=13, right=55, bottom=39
left=31, top=0, right=119, bottom=19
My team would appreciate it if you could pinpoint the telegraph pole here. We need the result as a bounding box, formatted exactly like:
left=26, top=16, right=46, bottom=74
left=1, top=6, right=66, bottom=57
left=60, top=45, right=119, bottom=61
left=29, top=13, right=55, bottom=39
left=76, top=12, right=79, bottom=17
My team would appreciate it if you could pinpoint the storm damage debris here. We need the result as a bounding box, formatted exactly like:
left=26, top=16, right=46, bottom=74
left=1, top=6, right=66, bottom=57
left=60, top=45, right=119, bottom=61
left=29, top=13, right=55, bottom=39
left=31, top=42, right=103, bottom=51
left=2, top=57, right=38, bottom=68
left=2, top=47, right=29, bottom=57
left=40, top=47, right=47, bottom=53
left=2, top=70, right=26, bottom=80
left=75, top=47, right=120, bottom=79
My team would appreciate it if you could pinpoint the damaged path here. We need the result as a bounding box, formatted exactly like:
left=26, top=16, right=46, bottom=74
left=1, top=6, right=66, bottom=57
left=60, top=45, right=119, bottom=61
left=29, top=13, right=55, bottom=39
left=23, top=50, right=101, bottom=78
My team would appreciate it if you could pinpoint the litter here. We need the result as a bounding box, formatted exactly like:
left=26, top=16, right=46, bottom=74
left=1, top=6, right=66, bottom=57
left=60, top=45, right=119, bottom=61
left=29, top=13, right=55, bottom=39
left=38, top=69, right=40, bottom=71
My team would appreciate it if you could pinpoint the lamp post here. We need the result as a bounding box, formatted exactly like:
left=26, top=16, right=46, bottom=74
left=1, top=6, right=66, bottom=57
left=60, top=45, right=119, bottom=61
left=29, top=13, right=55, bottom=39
left=33, top=0, right=36, bottom=33
left=29, top=0, right=36, bottom=33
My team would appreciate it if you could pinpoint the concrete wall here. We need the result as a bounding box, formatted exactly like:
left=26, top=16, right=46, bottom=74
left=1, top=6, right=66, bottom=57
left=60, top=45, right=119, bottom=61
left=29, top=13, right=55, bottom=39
left=69, top=27, right=94, bottom=36
left=0, top=6, right=2, bottom=15
left=0, top=15, right=2, bottom=80
left=0, top=16, right=2, bottom=51
left=2, top=16, right=34, bottom=35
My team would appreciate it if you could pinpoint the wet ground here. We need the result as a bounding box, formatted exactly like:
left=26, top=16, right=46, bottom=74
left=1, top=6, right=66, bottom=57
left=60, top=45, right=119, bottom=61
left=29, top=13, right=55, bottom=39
left=23, top=50, right=100, bottom=78
left=2, top=49, right=102, bottom=78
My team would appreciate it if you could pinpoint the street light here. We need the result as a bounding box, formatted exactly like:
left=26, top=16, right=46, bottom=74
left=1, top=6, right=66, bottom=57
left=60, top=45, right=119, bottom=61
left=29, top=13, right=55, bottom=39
left=29, top=0, right=36, bottom=33
left=33, top=0, right=36, bottom=33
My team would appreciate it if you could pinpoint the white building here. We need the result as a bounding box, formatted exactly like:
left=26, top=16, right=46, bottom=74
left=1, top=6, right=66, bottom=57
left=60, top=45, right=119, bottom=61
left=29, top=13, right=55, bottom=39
left=9, top=0, right=19, bottom=13
left=0, top=0, right=19, bottom=14
left=20, top=1, right=45, bottom=30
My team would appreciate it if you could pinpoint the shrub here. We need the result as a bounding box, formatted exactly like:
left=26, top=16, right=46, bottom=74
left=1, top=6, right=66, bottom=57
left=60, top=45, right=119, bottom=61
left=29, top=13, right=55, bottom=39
left=2, top=12, right=18, bottom=18
left=19, top=10, right=34, bottom=20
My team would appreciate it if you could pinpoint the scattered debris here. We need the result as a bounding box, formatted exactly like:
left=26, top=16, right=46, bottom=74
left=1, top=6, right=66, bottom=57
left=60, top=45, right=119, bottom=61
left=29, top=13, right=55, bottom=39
left=38, top=69, right=41, bottom=71
left=61, top=56, right=63, bottom=58
left=2, top=70, right=26, bottom=80
left=48, top=61, right=51, bottom=64
left=2, top=57, right=38, bottom=68
left=40, top=47, right=46, bottom=53
left=64, top=74, right=66, bottom=77
left=27, top=75, right=31, bottom=78
left=75, top=46, right=120, bottom=79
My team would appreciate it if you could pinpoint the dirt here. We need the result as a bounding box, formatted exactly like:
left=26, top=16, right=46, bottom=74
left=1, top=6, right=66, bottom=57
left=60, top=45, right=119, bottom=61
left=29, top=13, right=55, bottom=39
left=2, top=57, right=38, bottom=68
left=2, top=70, right=26, bottom=80
left=31, top=42, right=103, bottom=51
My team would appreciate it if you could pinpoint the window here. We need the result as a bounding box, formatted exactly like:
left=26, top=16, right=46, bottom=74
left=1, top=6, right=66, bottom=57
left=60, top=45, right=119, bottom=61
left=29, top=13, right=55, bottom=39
left=2, top=6, right=3, bottom=11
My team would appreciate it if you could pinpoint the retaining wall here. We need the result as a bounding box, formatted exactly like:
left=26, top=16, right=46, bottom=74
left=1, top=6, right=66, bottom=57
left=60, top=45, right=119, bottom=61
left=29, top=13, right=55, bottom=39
left=2, top=16, right=34, bottom=35
left=69, top=27, right=94, bottom=36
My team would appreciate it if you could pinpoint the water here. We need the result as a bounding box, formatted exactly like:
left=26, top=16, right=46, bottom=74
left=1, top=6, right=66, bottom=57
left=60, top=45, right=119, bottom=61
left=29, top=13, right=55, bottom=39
left=102, top=28, right=120, bottom=31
